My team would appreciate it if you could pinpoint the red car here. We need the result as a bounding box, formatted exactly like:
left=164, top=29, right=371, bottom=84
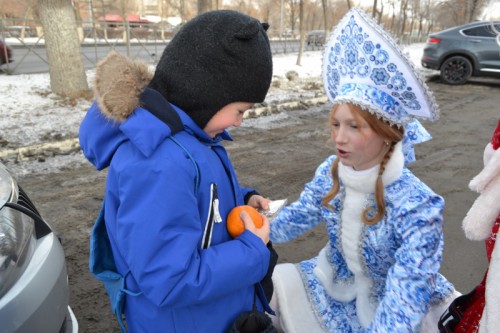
left=0, top=37, right=13, bottom=65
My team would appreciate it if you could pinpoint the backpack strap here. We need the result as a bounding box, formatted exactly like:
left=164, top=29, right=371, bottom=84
left=89, top=202, right=141, bottom=333
left=168, top=135, right=200, bottom=194
left=139, top=87, right=200, bottom=194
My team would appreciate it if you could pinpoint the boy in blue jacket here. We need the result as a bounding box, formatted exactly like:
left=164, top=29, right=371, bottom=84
left=79, top=10, right=276, bottom=332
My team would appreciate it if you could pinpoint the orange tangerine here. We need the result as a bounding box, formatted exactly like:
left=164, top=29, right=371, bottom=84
left=226, top=205, right=263, bottom=238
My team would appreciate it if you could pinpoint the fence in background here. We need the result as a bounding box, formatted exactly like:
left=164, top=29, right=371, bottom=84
left=1, top=17, right=327, bottom=75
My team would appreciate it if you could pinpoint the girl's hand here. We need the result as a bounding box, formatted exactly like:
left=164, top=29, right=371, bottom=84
left=240, top=210, right=270, bottom=245
left=247, top=194, right=270, bottom=211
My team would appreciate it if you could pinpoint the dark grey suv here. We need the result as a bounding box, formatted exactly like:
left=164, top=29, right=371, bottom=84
left=421, top=20, right=500, bottom=84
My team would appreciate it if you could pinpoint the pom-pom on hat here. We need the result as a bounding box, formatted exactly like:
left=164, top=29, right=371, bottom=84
left=148, top=10, right=273, bottom=130
left=322, top=7, right=439, bottom=127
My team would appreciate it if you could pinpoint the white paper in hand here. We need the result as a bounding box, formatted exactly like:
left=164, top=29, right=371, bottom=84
left=260, top=199, right=287, bottom=221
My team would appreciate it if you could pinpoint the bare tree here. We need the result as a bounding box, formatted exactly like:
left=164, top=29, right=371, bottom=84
left=164, top=0, right=187, bottom=22
left=197, top=0, right=212, bottom=14
left=377, top=1, right=384, bottom=24
left=397, top=0, right=410, bottom=37
left=321, top=0, right=328, bottom=31
left=231, top=0, right=250, bottom=14
left=414, top=0, right=433, bottom=40
left=179, top=0, right=186, bottom=21
left=372, top=0, right=383, bottom=23
left=38, top=0, right=89, bottom=99
left=120, top=0, right=131, bottom=56
left=286, top=0, right=299, bottom=35
left=372, top=0, right=378, bottom=17
left=386, top=0, right=397, bottom=33
left=435, top=0, right=488, bottom=26
left=466, top=0, right=488, bottom=22
left=256, top=0, right=272, bottom=23
left=296, top=0, right=304, bottom=65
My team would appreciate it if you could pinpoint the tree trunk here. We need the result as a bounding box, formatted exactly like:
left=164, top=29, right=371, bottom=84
left=120, top=0, right=131, bottom=57
left=296, top=0, right=304, bottom=66
left=372, top=0, right=378, bottom=17
left=38, top=0, right=89, bottom=99
left=418, top=17, right=424, bottom=40
left=180, top=0, right=186, bottom=22
left=398, top=0, right=409, bottom=37
left=378, top=2, right=384, bottom=24
left=321, top=0, right=328, bottom=30
left=198, top=0, right=211, bottom=14
left=289, top=0, right=297, bottom=35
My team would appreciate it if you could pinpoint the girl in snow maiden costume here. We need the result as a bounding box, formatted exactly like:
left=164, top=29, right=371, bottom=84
left=79, top=10, right=277, bottom=333
left=268, top=7, right=459, bottom=332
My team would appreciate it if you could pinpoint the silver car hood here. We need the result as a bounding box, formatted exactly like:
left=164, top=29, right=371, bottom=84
left=0, top=163, right=15, bottom=207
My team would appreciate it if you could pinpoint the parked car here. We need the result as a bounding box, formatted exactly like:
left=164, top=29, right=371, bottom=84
left=421, top=20, right=500, bottom=84
left=0, top=162, right=78, bottom=332
left=307, top=30, right=326, bottom=46
left=0, top=37, right=13, bottom=65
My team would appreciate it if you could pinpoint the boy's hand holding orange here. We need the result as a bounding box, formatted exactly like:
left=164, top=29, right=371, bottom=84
left=226, top=205, right=264, bottom=238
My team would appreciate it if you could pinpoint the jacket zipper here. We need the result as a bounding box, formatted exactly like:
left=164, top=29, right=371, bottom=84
left=201, top=183, right=222, bottom=249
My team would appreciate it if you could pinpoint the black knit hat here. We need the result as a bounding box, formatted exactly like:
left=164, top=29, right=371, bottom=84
left=148, top=10, right=273, bottom=129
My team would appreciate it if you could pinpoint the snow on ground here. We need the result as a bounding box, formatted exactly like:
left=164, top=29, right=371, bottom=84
left=0, top=44, right=428, bottom=176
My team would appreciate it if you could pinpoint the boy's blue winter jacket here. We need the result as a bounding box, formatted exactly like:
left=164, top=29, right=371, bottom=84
left=78, top=53, right=271, bottom=332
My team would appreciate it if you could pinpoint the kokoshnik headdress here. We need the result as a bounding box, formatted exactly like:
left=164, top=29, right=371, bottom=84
left=322, top=7, right=439, bottom=163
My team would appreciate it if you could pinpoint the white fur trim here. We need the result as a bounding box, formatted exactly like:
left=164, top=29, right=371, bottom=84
left=314, top=245, right=377, bottom=328
left=420, top=289, right=462, bottom=332
left=355, top=275, right=377, bottom=328
left=341, top=188, right=377, bottom=328
left=314, top=246, right=357, bottom=301
left=270, top=263, right=324, bottom=332
left=462, top=145, right=500, bottom=241
left=478, top=238, right=500, bottom=333
left=469, top=144, right=500, bottom=193
left=462, top=176, right=500, bottom=240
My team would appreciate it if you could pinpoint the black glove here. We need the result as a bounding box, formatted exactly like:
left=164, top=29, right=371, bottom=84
left=260, top=241, right=278, bottom=303
left=228, top=310, right=277, bottom=333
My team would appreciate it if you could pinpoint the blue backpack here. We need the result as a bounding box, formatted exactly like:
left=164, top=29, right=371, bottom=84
left=88, top=203, right=140, bottom=333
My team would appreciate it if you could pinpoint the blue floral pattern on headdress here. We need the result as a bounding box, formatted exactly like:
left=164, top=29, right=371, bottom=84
left=322, top=8, right=439, bottom=126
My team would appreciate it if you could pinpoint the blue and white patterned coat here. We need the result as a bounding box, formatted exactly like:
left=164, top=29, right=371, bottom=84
left=270, top=144, right=455, bottom=332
